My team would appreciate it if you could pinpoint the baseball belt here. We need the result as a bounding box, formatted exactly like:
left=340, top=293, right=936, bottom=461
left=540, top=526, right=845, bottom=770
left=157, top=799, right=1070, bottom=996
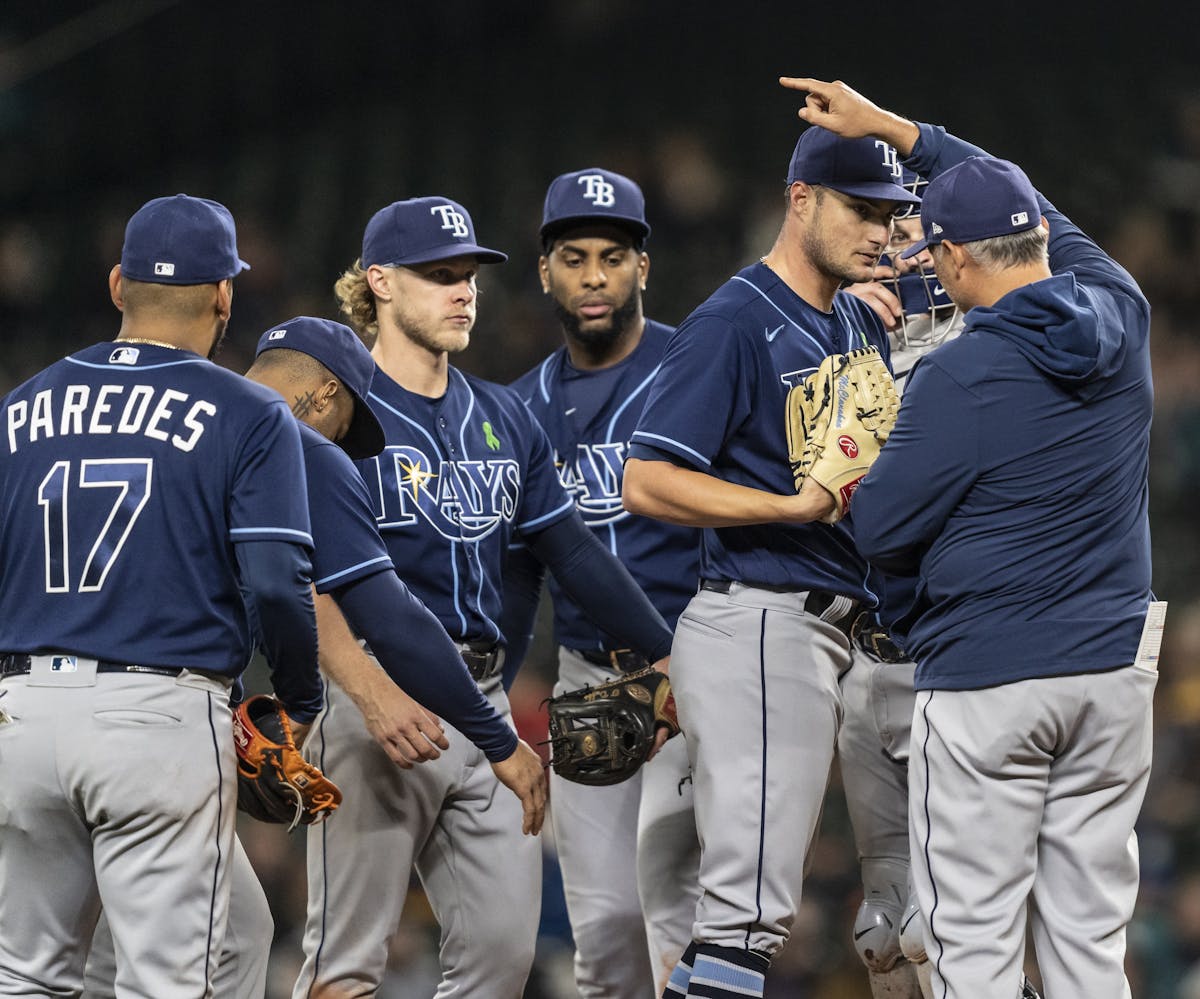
left=0, top=652, right=213, bottom=680
left=849, top=613, right=908, bottom=664
left=578, top=648, right=649, bottom=673
left=457, top=643, right=504, bottom=682
left=699, top=579, right=857, bottom=638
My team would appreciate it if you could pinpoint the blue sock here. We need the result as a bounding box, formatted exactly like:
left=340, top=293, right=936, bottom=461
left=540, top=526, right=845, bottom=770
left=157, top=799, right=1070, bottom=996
left=686, top=944, right=769, bottom=998
left=662, top=942, right=698, bottom=997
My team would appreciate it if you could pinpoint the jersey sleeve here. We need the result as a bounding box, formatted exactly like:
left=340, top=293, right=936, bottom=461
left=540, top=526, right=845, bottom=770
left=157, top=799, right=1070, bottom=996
left=228, top=399, right=313, bottom=549
left=629, top=313, right=756, bottom=470
left=303, top=437, right=395, bottom=593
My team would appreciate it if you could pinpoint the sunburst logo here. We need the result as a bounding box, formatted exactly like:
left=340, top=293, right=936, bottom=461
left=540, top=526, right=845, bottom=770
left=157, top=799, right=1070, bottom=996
left=397, top=454, right=438, bottom=500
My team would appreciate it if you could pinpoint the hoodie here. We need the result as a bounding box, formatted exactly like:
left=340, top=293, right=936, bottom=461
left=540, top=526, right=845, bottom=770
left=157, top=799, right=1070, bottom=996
left=853, top=124, right=1153, bottom=691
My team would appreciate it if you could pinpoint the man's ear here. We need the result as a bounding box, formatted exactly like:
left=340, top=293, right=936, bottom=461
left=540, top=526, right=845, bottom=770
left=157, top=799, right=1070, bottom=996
left=942, top=240, right=970, bottom=275
left=215, top=279, right=233, bottom=321
left=109, top=265, right=124, bottom=310
left=788, top=181, right=815, bottom=217
left=366, top=265, right=393, bottom=302
left=318, top=378, right=340, bottom=410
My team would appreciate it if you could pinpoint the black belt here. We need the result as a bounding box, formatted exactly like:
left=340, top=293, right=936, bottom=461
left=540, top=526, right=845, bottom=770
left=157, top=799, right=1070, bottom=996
left=578, top=648, right=648, bottom=673
left=0, top=652, right=196, bottom=680
left=850, top=613, right=909, bottom=664
left=699, top=579, right=857, bottom=637
left=458, top=644, right=503, bottom=682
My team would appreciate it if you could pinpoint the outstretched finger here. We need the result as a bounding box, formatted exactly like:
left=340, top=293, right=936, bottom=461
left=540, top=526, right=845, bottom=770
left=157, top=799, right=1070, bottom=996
left=779, top=76, right=829, bottom=95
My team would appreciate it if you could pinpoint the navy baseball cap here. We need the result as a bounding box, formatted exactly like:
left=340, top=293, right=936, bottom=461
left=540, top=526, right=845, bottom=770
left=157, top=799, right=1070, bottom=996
left=539, top=168, right=651, bottom=250
left=255, top=316, right=386, bottom=459
left=901, top=156, right=1040, bottom=260
left=362, top=197, right=507, bottom=268
left=787, top=128, right=921, bottom=206
left=121, top=194, right=250, bottom=285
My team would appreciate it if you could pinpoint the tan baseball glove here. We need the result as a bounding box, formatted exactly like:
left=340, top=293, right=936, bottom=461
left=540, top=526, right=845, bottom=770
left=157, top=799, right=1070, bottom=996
left=786, top=346, right=900, bottom=523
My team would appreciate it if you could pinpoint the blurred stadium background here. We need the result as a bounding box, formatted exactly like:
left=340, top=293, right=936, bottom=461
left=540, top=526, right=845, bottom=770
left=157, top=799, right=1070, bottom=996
left=3, top=2, right=1200, bottom=995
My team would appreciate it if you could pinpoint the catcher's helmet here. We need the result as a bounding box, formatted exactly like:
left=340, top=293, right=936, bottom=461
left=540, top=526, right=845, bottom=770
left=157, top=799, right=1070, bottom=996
left=880, top=167, right=961, bottom=350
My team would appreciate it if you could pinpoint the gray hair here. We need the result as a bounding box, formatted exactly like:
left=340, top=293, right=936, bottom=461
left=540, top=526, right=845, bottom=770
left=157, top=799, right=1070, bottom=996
left=959, top=225, right=1049, bottom=272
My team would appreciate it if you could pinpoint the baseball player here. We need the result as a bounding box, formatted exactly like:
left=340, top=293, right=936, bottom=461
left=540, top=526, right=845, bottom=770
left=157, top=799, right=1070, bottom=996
left=295, top=196, right=675, bottom=998
left=0, top=194, right=321, bottom=999
left=840, top=176, right=1043, bottom=999
left=622, top=131, right=919, bottom=999
left=504, top=167, right=702, bottom=996
left=790, top=77, right=1156, bottom=999
left=834, top=177, right=959, bottom=999
left=82, top=315, right=547, bottom=999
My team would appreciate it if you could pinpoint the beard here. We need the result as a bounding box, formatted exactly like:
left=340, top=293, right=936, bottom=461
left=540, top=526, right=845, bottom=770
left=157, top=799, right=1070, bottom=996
left=804, top=195, right=878, bottom=287
left=802, top=224, right=873, bottom=287
left=552, top=289, right=640, bottom=351
left=206, top=321, right=228, bottom=361
left=390, top=300, right=473, bottom=355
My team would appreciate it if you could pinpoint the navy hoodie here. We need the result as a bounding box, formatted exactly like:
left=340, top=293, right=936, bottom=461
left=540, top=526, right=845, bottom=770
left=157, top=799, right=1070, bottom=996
left=853, top=124, right=1153, bottom=691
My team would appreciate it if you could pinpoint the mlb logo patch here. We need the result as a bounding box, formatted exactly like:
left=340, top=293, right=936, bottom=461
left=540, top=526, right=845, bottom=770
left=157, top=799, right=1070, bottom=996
left=1011, top=211, right=1029, bottom=227
left=109, top=346, right=140, bottom=365
left=267, top=329, right=287, bottom=341
left=154, top=261, right=176, bottom=277
left=51, top=655, right=78, bottom=673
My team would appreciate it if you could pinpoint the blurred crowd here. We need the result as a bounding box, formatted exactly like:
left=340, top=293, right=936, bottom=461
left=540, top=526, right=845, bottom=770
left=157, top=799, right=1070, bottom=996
left=1, top=6, right=1199, bottom=994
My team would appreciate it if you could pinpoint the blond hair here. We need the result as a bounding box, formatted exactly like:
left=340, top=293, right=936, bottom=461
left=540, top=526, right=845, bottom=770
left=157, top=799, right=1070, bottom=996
left=333, top=259, right=378, bottom=349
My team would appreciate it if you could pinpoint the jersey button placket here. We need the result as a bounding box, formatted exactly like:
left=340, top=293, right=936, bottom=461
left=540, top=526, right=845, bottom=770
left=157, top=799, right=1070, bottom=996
left=437, top=415, right=456, bottom=455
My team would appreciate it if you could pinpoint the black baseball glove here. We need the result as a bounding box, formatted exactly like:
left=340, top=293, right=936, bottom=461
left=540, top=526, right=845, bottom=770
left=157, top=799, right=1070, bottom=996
left=544, top=667, right=680, bottom=786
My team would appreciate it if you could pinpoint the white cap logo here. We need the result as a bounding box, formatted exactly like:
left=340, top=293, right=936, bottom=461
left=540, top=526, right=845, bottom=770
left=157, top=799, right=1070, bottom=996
left=267, top=329, right=287, bottom=341
left=1011, top=211, right=1029, bottom=227
left=578, top=174, right=616, bottom=207
left=874, top=140, right=903, bottom=179
left=430, top=204, right=469, bottom=238
left=154, top=261, right=175, bottom=276
left=931, top=222, right=944, bottom=235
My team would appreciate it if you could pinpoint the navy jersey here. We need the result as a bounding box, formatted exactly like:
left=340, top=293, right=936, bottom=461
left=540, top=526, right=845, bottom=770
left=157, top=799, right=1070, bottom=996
left=511, top=319, right=700, bottom=647
left=0, top=341, right=312, bottom=675
left=629, top=262, right=888, bottom=602
left=299, top=422, right=394, bottom=594
left=357, top=364, right=575, bottom=645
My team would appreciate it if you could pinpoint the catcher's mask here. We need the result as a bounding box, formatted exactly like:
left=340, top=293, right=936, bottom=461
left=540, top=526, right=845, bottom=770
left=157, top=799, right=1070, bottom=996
left=881, top=168, right=961, bottom=351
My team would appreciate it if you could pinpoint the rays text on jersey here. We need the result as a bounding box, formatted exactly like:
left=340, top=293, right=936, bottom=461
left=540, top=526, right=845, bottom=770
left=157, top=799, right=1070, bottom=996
left=555, top=441, right=628, bottom=526
left=370, top=444, right=522, bottom=541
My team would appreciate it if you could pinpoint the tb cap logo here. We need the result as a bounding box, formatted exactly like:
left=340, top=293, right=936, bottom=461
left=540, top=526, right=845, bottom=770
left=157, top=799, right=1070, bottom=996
left=874, top=140, right=903, bottom=180
left=577, top=174, right=616, bottom=207
left=430, top=204, right=469, bottom=238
